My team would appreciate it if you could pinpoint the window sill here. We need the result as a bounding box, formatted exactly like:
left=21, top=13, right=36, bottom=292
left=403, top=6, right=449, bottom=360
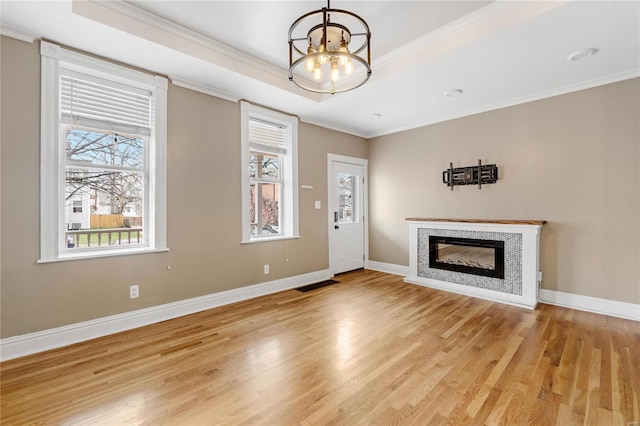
left=240, top=235, right=301, bottom=245
left=37, top=247, right=170, bottom=263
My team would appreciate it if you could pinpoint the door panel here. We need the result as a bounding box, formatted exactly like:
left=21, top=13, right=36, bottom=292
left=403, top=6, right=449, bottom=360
left=329, top=160, right=365, bottom=274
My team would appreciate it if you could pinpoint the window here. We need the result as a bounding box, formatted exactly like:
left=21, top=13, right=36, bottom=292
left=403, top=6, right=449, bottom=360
left=241, top=101, right=299, bottom=243
left=338, top=173, right=356, bottom=223
left=72, top=200, right=83, bottom=213
left=39, top=41, right=168, bottom=261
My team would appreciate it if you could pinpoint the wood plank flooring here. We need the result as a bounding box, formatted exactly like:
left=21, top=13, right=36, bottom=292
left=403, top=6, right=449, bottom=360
left=1, top=270, right=639, bottom=425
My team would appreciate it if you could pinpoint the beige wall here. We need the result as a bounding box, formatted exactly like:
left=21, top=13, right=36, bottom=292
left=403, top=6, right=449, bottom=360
left=369, top=78, right=640, bottom=304
left=0, top=37, right=367, bottom=338
left=2, top=34, right=638, bottom=340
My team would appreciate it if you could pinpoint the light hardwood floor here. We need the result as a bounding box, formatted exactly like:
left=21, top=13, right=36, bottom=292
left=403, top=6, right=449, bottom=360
left=1, top=270, right=638, bottom=425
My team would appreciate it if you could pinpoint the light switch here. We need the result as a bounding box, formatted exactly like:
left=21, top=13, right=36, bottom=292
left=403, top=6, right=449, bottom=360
left=315, top=200, right=321, bottom=209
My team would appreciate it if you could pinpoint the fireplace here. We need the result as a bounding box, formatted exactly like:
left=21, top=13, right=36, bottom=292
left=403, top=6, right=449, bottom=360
left=406, top=218, right=545, bottom=309
left=429, top=235, right=505, bottom=279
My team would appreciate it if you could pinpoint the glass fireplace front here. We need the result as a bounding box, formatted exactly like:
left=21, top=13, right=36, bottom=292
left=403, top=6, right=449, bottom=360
left=428, top=236, right=505, bottom=279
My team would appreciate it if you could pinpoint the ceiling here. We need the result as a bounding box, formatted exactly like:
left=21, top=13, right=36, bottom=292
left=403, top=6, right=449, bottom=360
left=1, top=1, right=638, bottom=138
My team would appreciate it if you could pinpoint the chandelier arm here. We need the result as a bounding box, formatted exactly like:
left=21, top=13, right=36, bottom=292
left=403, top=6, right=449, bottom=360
left=324, top=9, right=370, bottom=33
left=288, top=9, right=324, bottom=40
left=324, top=9, right=369, bottom=55
left=322, top=8, right=328, bottom=53
left=350, top=42, right=369, bottom=57
left=367, top=33, right=371, bottom=67
left=288, top=9, right=324, bottom=57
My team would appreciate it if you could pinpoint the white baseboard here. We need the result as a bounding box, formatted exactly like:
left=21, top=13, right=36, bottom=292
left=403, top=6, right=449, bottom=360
left=0, top=269, right=332, bottom=362
left=4, top=268, right=635, bottom=362
left=365, top=261, right=639, bottom=321
left=539, top=289, right=640, bottom=322
left=366, top=260, right=409, bottom=276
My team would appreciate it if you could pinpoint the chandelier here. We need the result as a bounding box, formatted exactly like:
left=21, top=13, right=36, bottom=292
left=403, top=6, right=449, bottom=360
left=288, top=0, right=371, bottom=94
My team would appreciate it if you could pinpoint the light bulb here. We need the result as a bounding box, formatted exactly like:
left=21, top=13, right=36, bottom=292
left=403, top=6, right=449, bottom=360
left=318, top=42, right=328, bottom=65
left=345, top=60, right=353, bottom=75
left=313, top=64, right=322, bottom=80
left=305, top=45, right=316, bottom=73
left=306, top=57, right=315, bottom=73
left=330, top=60, right=340, bottom=82
left=339, top=35, right=349, bottom=67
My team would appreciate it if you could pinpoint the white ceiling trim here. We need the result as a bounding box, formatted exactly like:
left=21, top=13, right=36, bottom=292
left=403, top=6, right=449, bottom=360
left=72, top=0, right=571, bottom=107
left=170, top=77, right=366, bottom=137
left=0, top=25, right=38, bottom=43
left=170, top=78, right=240, bottom=104
left=369, top=69, right=640, bottom=139
left=298, top=116, right=368, bottom=140
left=374, top=1, right=515, bottom=66
left=72, top=0, right=322, bottom=102
left=6, top=0, right=629, bottom=140
left=373, top=1, right=569, bottom=81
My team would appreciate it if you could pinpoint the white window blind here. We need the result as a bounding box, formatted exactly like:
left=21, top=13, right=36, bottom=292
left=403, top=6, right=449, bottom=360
left=249, top=118, right=286, bottom=155
left=60, top=69, right=152, bottom=136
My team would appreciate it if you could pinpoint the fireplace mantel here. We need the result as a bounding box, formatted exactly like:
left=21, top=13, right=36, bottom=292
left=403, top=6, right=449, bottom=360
left=405, top=218, right=546, bottom=225
left=405, top=219, right=545, bottom=309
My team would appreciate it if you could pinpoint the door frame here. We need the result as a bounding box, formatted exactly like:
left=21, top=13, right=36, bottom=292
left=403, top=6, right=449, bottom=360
left=327, top=154, right=369, bottom=276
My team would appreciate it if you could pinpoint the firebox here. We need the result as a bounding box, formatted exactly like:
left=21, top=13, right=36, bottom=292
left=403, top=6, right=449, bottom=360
left=428, top=236, right=505, bottom=279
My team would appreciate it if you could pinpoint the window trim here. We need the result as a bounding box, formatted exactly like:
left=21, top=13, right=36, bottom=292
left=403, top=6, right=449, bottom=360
left=39, top=41, right=168, bottom=262
left=240, top=101, right=299, bottom=243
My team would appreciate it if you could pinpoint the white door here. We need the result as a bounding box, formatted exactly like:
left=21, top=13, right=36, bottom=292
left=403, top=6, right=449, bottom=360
left=328, top=156, right=367, bottom=274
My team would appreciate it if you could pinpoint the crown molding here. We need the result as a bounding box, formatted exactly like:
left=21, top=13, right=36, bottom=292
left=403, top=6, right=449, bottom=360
left=167, top=78, right=366, bottom=137
left=298, top=116, right=368, bottom=139
left=0, top=25, right=38, bottom=43
left=77, top=0, right=278, bottom=75
left=374, top=1, right=569, bottom=79
left=167, top=76, right=368, bottom=138
left=72, top=0, right=320, bottom=102
left=170, top=78, right=239, bottom=103
left=172, top=67, right=638, bottom=141
left=366, top=69, right=640, bottom=139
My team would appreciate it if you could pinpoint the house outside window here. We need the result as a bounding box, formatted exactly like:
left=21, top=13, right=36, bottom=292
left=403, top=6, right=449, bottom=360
left=240, top=101, right=299, bottom=243
left=39, top=41, right=168, bottom=262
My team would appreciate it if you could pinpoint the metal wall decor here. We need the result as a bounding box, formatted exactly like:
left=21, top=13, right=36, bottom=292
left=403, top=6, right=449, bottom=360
left=442, top=160, right=498, bottom=190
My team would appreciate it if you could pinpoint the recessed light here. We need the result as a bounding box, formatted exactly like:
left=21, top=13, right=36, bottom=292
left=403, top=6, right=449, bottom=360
left=567, top=48, right=598, bottom=62
left=444, top=89, right=463, bottom=98
left=369, top=113, right=382, bottom=119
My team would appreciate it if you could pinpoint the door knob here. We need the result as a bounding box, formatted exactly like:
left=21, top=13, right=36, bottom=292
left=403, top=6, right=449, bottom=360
left=334, top=225, right=339, bottom=229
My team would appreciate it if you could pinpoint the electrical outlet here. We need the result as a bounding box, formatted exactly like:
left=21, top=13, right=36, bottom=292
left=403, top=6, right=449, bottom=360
left=264, top=264, right=269, bottom=274
left=130, top=285, right=139, bottom=299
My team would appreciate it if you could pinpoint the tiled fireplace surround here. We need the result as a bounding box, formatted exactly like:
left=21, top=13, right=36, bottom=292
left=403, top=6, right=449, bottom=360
left=405, top=219, right=545, bottom=309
